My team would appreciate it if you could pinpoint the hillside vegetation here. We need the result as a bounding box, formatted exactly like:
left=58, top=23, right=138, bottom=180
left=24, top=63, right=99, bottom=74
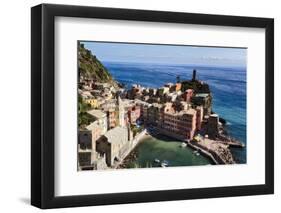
left=78, top=43, right=115, bottom=84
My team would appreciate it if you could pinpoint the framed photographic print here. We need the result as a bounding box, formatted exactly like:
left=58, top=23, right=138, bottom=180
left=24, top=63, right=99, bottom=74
left=31, top=3, right=274, bottom=209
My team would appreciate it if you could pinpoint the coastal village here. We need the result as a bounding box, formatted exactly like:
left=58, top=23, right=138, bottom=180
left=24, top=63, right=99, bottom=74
left=77, top=44, right=244, bottom=171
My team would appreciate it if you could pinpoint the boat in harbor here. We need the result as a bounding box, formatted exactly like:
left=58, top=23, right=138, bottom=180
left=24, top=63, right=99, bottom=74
left=193, top=150, right=200, bottom=156
left=154, top=158, right=160, bottom=163
left=181, top=142, right=187, bottom=148
left=161, top=160, right=169, bottom=167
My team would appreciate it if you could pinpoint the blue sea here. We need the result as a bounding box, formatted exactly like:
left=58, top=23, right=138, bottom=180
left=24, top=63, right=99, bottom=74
left=103, top=62, right=247, bottom=163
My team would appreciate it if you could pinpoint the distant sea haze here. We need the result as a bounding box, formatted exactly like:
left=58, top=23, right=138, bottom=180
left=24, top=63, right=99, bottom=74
left=103, top=61, right=247, bottom=163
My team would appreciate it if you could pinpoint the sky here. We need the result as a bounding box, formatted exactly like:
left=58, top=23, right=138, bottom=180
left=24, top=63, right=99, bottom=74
left=81, top=41, right=247, bottom=68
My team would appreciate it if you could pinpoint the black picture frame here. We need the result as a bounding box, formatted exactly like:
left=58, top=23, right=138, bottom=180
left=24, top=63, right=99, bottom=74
left=31, top=3, right=274, bottom=209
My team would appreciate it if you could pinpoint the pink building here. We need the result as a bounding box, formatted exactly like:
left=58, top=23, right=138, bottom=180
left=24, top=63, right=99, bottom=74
left=162, top=103, right=197, bottom=140
left=128, top=105, right=141, bottom=124
left=183, top=89, right=194, bottom=102
left=162, top=110, right=197, bottom=140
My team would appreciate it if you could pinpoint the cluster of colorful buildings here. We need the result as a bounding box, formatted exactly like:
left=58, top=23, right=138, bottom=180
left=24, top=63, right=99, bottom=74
left=78, top=80, right=143, bottom=170
left=124, top=71, right=213, bottom=141
left=78, top=70, right=219, bottom=170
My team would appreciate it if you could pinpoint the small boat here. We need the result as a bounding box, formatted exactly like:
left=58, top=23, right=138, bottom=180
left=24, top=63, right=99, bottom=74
left=196, top=152, right=200, bottom=156
left=161, top=160, right=169, bottom=167
left=161, top=163, right=167, bottom=167
left=154, top=158, right=160, bottom=163
left=181, top=142, right=187, bottom=148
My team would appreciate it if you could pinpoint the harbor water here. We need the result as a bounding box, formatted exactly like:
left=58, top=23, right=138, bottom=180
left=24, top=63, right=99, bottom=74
left=124, top=135, right=212, bottom=168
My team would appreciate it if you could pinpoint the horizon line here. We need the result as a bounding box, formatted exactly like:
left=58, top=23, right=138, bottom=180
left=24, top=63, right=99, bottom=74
left=101, top=60, right=247, bottom=69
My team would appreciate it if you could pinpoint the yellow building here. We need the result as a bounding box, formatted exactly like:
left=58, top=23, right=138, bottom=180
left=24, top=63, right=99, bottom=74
left=85, top=98, right=100, bottom=108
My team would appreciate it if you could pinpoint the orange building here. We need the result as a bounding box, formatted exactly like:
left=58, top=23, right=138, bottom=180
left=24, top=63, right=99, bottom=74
left=175, top=83, right=182, bottom=91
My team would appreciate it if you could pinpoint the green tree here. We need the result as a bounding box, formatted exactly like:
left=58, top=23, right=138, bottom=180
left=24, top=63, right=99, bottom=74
left=78, top=95, right=94, bottom=128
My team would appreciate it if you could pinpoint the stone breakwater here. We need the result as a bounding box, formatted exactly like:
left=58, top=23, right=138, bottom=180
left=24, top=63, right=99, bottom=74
left=188, top=138, right=236, bottom=165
